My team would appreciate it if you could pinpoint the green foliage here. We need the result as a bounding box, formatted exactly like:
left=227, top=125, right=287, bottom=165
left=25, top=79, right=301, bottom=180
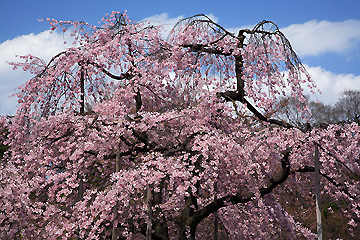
left=0, top=144, right=9, bottom=159
left=322, top=201, right=339, bottom=218
left=0, top=127, right=9, bottom=159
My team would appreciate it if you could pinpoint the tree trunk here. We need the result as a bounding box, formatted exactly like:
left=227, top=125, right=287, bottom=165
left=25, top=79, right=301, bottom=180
left=235, top=31, right=245, bottom=102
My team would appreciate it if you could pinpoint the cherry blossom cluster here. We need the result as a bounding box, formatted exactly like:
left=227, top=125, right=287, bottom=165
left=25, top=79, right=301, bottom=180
left=0, top=12, right=358, bottom=239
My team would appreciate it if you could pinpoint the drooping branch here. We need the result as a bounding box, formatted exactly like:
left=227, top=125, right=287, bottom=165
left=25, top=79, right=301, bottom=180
left=172, top=13, right=236, bottom=40
left=175, top=15, right=316, bottom=137
left=247, top=20, right=303, bottom=70
left=179, top=24, right=301, bottom=130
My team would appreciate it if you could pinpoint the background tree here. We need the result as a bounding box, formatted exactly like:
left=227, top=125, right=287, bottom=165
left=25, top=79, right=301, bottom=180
left=276, top=89, right=360, bottom=128
left=335, top=89, right=360, bottom=123
left=0, top=12, right=359, bottom=240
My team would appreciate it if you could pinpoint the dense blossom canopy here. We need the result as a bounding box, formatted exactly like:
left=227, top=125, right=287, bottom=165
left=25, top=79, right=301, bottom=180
left=0, top=12, right=359, bottom=239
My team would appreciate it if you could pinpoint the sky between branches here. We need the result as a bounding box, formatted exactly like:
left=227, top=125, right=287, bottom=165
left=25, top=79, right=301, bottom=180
left=0, top=0, right=359, bottom=115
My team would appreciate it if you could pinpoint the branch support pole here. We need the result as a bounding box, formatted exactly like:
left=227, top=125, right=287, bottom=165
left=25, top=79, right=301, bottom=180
left=314, top=145, right=322, bottom=240
left=146, top=185, right=153, bottom=240
left=214, top=182, right=218, bottom=240
left=112, top=143, right=121, bottom=240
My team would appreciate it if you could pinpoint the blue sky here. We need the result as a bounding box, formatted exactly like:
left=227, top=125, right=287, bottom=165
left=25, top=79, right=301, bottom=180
left=0, top=0, right=360, bottom=115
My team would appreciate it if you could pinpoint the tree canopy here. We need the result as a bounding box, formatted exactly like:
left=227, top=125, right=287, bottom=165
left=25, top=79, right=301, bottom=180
left=0, top=12, right=359, bottom=239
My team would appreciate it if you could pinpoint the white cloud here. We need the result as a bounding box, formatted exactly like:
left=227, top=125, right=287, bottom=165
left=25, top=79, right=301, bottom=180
left=306, top=65, right=360, bottom=104
left=0, top=31, right=72, bottom=70
left=224, top=20, right=360, bottom=57
left=281, top=20, right=360, bottom=57
left=0, top=30, right=72, bottom=115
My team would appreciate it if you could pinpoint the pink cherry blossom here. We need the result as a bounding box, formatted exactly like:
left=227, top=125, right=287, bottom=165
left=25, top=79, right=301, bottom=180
left=0, top=13, right=358, bottom=240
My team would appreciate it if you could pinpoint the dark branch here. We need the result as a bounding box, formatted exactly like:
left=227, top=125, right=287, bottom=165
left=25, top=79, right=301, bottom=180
left=290, top=165, right=358, bottom=199
left=85, top=60, right=137, bottom=80
left=181, top=44, right=233, bottom=56
left=48, top=128, right=75, bottom=143
left=135, top=89, right=142, bottom=112
left=188, top=151, right=290, bottom=229
left=217, top=91, right=294, bottom=129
